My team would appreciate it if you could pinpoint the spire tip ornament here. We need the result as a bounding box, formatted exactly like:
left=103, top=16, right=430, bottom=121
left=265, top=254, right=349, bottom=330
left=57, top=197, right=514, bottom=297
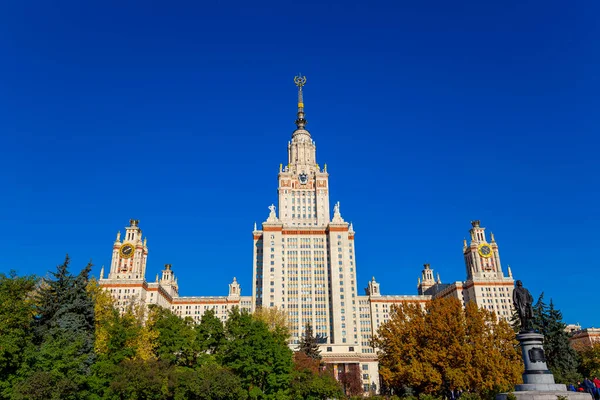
left=294, top=74, right=307, bottom=88
left=293, top=74, right=308, bottom=130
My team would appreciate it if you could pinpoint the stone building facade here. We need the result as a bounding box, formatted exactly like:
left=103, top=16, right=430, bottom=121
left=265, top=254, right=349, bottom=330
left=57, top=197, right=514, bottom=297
left=99, top=77, right=516, bottom=394
left=569, top=328, right=600, bottom=350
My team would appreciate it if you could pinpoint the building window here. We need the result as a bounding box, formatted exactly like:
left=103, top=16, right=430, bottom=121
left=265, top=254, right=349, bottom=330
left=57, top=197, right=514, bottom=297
left=349, top=346, right=355, bottom=351
left=362, top=364, right=368, bottom=371
left=327, top=347, right=332, bottom=352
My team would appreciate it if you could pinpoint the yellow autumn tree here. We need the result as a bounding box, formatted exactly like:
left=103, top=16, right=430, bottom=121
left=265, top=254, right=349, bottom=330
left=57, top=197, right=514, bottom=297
left=253, top=306, right=290, bottom=336
left=373, top=297, right=522, bottom=396
left=87, top=278, right=116, bottom=355
left=129, top=302, right=159, bottom=361
left=87, top=279, right=158, bottom=360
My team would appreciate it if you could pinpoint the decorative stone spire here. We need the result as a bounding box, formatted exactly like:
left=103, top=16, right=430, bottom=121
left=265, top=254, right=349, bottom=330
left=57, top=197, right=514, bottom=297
left=437, top=273, right=441, bottom=284
left=507, top=265, right=513, bottom=278
left=116, top=231, right=121, bottom=242
left=294, top=75, right=307, bottom=130
left=229, top=277, right=241, bottom=298
left=100, top=265, right=104, bottom=280
left=490, top=232, right=496, bottom=243
left=366, top=276, right=380, bottom=297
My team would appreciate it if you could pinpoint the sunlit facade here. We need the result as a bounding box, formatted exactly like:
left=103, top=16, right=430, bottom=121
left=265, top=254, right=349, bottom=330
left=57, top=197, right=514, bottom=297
left=99, top=77, right=516, bottom=394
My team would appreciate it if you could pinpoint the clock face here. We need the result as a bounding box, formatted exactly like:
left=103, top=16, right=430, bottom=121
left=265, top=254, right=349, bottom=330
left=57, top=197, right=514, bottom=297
left=120, top=243, right=135, bottom=259
left=299, top=173, right=308, bottom=184
left=478, top=243, right=492, bottom=258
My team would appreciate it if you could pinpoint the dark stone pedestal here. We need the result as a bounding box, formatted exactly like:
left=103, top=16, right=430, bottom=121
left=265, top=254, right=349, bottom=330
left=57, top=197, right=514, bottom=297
left=496, top=332, right=592, bottom=400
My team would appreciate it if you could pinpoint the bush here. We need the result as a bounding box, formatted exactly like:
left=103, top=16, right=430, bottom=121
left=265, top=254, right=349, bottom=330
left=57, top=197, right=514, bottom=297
left=459, top=393, right=482, bottom=400
left=419, top=394, right=442, bottom=400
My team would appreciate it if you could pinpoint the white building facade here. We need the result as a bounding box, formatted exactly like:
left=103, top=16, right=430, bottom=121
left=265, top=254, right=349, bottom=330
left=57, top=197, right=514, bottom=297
left=99, top=77, right=515, bottom=394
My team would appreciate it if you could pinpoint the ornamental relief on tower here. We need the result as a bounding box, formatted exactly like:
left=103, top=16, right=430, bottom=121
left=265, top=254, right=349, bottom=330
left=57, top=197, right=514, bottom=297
left=317, top=180, right=327, bottom=188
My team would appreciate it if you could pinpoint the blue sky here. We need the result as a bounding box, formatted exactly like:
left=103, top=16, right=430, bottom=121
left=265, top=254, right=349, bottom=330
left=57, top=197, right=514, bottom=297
left=0, top=1, right=598, bottom=328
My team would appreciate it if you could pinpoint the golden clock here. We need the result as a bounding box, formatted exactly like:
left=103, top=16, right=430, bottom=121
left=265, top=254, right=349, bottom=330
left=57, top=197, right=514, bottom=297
left=478, top=243, right=493, bottom=258
left=119, top=243, right=135, bottom=259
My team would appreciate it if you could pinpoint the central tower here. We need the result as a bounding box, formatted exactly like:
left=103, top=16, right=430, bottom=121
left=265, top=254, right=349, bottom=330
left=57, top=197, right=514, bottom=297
left=277, top=75, right=330, bottom=227
left=252, top=76, right=359, bottom=349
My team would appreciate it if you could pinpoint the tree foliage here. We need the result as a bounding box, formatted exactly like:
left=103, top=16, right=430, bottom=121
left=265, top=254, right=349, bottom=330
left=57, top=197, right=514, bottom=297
left=195, top=309, right=224, bottom=355
left=0, top=271, right=37, bottom=398
left=219, top=308, right=293, bottom=399
left=1, top=263, right=354, bottom=400
left=253, top=306, right=290, bottom=335
left=11, top=256, right=97, bottom=400
left=148, top=306, right=197, bottom=367
left=577, top=342, right=600, bottom=378
left=298, top=324, right=322, bottom=360
left=289, top=352, right=343, bottom=400
left=339, top=363, right=363, bottom=396
left=374, top=297, right=522, bottom=397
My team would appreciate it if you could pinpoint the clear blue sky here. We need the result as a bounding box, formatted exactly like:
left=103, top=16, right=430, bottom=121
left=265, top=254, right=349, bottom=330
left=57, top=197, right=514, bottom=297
left=1, top=1, right=598, bottom=328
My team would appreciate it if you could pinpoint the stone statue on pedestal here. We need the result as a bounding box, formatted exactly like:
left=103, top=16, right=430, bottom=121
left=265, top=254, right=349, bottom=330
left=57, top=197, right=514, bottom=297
left=513, top=280, right=534, bottom=331
left=496, top=281, right=591, bottom=400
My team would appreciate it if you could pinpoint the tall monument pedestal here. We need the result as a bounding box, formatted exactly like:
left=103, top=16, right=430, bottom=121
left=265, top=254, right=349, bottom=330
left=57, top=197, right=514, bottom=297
left=496, top=332, right=592, bottom=400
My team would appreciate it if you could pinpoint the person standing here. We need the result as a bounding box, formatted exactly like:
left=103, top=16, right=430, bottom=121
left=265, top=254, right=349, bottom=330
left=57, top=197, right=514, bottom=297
left=583, top=378, right=595, bottom=398
left=593, top=376, right=600, bottom=400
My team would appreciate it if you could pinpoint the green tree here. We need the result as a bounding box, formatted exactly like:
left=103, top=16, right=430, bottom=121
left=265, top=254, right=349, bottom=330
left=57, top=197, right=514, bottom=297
left=148, top=306, right=198, bottom=367
left=531, top=293, right=548, bottom=333
left=529, top=294, right=581, bottom=383
left=195, top=309, right=225, bottom=355
left=13, top=256, right=96, bottom=400
left=541, top=299, right=580, bottom=383
left=0, top=272, right=37, bottom=399
left=106, top=359, right=176, bottom=400
left=219, top=308, right=293, bottom=399
left=298, top=324, right=321, bottom=360
left=174, top=365, right=248, bottom=400
left=289, top=368, right=343, bottom=400
left=289, top=352, right=343, bottom=400
left=89, top=304, right=151, bottom=398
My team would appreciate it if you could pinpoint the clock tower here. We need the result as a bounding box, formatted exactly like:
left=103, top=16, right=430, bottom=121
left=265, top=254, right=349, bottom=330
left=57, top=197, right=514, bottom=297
left=463, top=220, right=503, bottom=280
left=108, top=219, right=148, bottom=280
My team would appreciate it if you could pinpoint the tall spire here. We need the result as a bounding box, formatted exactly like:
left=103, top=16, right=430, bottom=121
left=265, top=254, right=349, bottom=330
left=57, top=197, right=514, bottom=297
left=294, top=74, right=307, bottom=130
